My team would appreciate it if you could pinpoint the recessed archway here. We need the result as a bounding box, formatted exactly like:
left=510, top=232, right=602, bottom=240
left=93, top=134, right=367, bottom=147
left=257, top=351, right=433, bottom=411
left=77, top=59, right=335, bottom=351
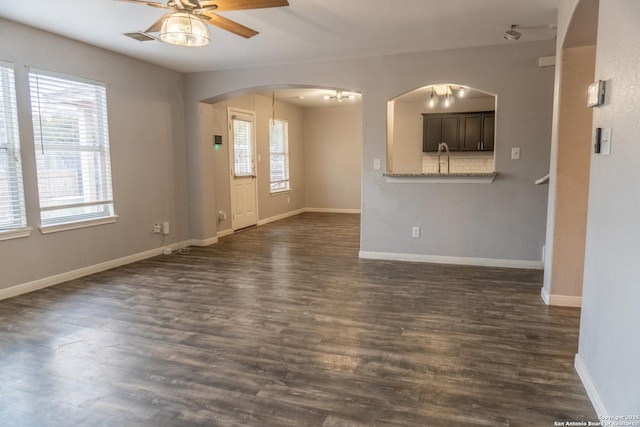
left=197, top=85, right=363, bottom=238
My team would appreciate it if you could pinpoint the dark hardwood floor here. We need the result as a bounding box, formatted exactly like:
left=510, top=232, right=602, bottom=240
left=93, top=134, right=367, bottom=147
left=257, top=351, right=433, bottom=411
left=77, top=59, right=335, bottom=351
left=0, top=213, right=596, bottom=426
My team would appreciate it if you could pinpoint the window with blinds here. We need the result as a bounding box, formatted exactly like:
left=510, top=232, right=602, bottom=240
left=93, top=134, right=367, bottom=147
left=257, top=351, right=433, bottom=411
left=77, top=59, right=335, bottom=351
left=29, top=69, right=115, bottom=227
left=0, top=62, right=27, bottom=234
left=269, top=118, right=290, bottom=193
left=232, top=116, right=254, bottom=176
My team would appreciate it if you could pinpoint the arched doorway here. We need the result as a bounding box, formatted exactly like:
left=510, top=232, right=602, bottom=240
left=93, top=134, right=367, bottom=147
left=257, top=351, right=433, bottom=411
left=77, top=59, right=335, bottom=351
left=198, top=86, right=363, bottom=238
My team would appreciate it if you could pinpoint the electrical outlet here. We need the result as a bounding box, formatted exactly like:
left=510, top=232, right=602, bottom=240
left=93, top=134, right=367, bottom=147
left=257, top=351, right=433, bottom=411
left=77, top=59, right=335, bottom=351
left=373, top=158, right=381, bottom=170
left=412, top=226, right=420, bottom=238
left=162, top=221, right=170, bottom=235
left=153, top=223, right=161, bottom=234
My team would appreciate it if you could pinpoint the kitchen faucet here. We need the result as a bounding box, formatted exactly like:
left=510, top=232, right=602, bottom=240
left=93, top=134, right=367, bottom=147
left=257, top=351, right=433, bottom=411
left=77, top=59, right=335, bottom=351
left=437, top=142, right=450, bottom=174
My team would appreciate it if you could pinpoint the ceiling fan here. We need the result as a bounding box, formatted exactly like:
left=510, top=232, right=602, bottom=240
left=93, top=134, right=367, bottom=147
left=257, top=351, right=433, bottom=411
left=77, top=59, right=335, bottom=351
left=117, top=0, right=289, bottom=46
left=502, top=23, right=557, bottom=41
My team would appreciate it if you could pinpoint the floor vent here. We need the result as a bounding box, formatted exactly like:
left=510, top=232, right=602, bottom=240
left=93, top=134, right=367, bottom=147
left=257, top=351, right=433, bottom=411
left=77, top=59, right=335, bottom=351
left=124, top=32, right=155, bottom=42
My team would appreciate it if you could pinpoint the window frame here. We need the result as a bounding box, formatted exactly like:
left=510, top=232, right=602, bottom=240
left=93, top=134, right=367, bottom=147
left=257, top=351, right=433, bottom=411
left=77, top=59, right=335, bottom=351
left=0, top=61, right=30, bottom=240
left=268, top=117, right=290, bottom=194
left=28, top=68, right=116, bottom=232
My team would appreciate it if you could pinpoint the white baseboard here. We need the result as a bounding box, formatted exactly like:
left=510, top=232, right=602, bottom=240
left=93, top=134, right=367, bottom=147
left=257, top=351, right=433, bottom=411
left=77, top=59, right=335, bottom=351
left=541, top=286, right=551, bottom=304
left=0, top=240, right=191, bottom=302
left=359, top=251, right=544, bottom=270
left=221, top=208, right=357, bottom=235
left=305, top=208, right=361, bottom=214
left=540, top=286, right=582, bottom=307
left=190, top=236, right=219, bottom=247
left=219, top=208, right=357, bottom=237
left=257, top=208, right=305, bottom=226
left=575, top=353, right=609, bottom=417
left=216, top=228, right=234, bottom=239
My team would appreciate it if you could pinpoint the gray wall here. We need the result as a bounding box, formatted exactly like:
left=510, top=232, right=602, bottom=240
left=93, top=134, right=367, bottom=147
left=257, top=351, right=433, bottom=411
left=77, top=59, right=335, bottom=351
left=572, top=0, right=640, bottom=414
left=185, top=40, right=555, bottom=265
left=0, top=19, right=189, bottom=291
left=304, top=105, right=362, bottom=211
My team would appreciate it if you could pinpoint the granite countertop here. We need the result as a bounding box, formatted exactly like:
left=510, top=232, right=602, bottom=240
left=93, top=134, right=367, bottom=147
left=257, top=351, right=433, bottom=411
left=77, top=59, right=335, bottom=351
left=383, top=172, right=498, bottom=183
left=384, top=172, right=497, bottom=177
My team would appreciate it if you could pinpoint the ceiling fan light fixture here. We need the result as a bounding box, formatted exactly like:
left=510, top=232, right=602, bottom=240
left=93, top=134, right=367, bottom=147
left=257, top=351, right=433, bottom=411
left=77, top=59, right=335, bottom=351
left=159, top=12, right=211, bottom=47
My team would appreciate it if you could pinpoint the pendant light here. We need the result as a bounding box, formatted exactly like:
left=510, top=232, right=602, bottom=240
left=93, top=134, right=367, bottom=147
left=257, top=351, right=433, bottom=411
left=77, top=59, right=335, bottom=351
left=443, top=86, right=454, bottom=107
left=428, top=87, right=439, bottom=108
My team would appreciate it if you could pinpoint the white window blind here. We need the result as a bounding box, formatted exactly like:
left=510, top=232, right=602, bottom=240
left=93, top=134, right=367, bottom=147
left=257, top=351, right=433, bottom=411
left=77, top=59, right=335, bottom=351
left=269, top=118, right=290, bottom=193
left=232, top=116, right=254, bottom=176
left=29, top=69, right=115, bottom=227
left=0, top=62, right=27, bottom=232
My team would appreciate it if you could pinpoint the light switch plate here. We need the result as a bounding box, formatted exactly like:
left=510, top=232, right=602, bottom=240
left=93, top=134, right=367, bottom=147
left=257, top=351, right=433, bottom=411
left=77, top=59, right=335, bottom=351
left=511, top=147, right=521, bottom=160
left=601, top=128, right=612, bottom=155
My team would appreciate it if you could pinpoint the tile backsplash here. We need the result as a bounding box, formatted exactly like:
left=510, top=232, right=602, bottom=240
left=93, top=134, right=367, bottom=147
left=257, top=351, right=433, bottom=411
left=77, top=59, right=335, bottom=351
left=423, top=153, right=494, bottom=174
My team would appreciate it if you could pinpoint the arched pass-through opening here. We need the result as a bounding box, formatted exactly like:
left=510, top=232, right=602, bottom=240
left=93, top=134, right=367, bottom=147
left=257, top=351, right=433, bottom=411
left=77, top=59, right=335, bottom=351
left=387, top=84, right=496, bottom=175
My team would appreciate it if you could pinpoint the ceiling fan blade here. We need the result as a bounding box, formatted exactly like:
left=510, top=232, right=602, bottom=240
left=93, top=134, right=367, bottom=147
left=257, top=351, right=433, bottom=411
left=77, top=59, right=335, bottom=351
left=199, top=0, right=289, bottom=11
left=113, top=0, right=168, bottom=9
left=201, top=12, right=259, bottom=38
left=144, top=13, right=171, bottom=33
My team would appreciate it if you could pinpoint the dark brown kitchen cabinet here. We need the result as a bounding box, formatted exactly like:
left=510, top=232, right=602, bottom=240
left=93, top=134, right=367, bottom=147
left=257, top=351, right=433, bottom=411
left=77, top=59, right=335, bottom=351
left=460, top=111, right=494, bottom=151
left=422, top=114, right=460, bottom=152
left=423, top=111, right=494, bottom=152
left=481, top=114, right=495, bottom=151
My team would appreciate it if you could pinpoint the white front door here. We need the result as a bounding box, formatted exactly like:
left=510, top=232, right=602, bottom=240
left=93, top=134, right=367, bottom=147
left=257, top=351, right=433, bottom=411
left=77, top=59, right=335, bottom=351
left=229, top=108, right=257, bottom=231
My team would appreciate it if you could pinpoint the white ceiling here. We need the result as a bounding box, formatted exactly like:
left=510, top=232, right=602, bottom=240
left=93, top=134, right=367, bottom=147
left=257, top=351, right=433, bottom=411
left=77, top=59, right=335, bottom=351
left=0, top=0, right=560, bottom=74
